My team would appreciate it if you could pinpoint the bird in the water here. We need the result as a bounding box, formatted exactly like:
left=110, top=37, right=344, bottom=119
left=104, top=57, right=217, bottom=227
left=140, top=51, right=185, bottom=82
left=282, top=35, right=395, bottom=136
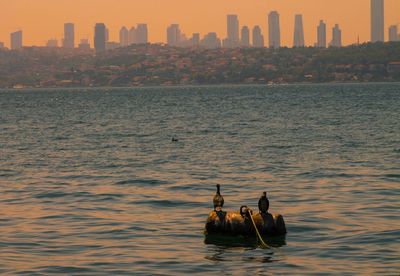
left=258, top=192, right=269, bottom=213
left=171, top=137, right=179, bottom=142
left=213, top=184, right=224, bottom=211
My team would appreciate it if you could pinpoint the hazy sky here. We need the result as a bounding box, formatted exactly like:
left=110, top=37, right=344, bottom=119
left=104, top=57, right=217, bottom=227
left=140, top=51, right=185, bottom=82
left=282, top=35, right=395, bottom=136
left=1, top=0, right=399, bottom=47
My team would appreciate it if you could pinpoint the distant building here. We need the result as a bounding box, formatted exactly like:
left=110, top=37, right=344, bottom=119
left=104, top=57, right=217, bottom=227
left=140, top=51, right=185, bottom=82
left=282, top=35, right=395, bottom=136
left=63, top=23, right=75, bottom=48
left=252, top=26, right=264, bottom=48
left=388, top=25, right=398, bottom=42
left=136, top=24, right=148, bottom=44
left=94, top=23, right=106, bottom=53
left=167, top=24, right=181, bottom=46
left=11, top=30, right=23, bottom=50
left=241, top=26, right=250, bottom=47
left=371, top=0, right=384, bottom=42
left=106, top=41, right=120, bottom=50
left=330, top=24, right=342, bottom=47
left=293, top=14, right=305, bottom=47
left=268, top=11, right=281, bottom=49
left=317, top=20, right=327, bottom=48
left=119, top=27, right=129, bottom=47
left=46, top=39, right=58, bottom=48
left=201, top=32, right=221, bottom=49
left=0, top=42, right=5, bottom=49
left=225, top=14, right=240, bottom=48
left=78, top=39, right=90, bottom=50
left=129, top=27, right=136, bottom=45
left=191, top=33, right=200, bottom=46
left=105, top=28, right=109, bottom=43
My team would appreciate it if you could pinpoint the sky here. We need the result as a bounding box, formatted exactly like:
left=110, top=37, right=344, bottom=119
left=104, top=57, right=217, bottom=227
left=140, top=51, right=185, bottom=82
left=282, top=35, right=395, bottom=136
left=1, top=0, right=400, bottom=47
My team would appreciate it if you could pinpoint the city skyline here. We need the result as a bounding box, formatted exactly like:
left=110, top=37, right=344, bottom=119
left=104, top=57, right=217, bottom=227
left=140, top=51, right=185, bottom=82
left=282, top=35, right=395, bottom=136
left=1, top=0, right=400, bottom=48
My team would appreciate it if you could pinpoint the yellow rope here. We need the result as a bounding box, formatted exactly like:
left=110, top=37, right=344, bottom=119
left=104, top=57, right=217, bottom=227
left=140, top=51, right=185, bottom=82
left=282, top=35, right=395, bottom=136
left=247, top=210, right=269, bottom=248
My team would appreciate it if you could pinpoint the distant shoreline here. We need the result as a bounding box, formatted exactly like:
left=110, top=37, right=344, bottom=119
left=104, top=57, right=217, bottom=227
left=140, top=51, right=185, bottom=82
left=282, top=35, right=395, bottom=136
left=1, top=43, right=400, bottom=89
left=2, top=81, right=400, bottom=92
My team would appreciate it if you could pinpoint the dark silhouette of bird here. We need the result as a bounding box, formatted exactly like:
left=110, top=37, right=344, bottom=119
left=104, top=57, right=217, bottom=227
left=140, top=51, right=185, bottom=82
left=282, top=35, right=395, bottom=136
left=213, top=184, right=224, bottom=211
left=258, top=192, right=269, bottom=213
left=171, top=137, right=179, bottom=142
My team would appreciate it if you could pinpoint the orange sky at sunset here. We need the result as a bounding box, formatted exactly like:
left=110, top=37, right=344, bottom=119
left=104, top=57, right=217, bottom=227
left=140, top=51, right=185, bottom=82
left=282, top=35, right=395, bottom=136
left=1, top=0, right=399, bottom=48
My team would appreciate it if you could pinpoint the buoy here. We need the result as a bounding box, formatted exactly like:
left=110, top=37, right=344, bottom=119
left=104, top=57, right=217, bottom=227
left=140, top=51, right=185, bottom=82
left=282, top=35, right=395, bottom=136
left=205, top=188, right=286, bottom=237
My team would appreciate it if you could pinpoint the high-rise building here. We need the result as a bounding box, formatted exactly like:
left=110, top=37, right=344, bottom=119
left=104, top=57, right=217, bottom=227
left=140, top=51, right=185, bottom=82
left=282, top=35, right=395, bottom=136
left=293, top=14, right=305, bottom=47
left=0, top=42, right=4, bottom=49
left=191, top=33, right=200, bottom=46
left=330, top=24, right=342, bottom=47
left=241, top=26, right=250, bottom=47
left=371, top=0, right=384, bottom=42
left=225, top=14, right=240, bottom=48
left=129, top=27, right=136, bottom=45
left=94, top=23, right=106, bottom=53
left=167, top=24, right=181, bottom=46
left=105, top=28, right=109, bottom=43
left=252, top=26, right=264, bottom=48
left=63, top=23, right=75, bottom=48
left=119, top=27, right=129, bottom=47
left=268, top=11, right=281, bottom=49
left=201, top=32, right=221, bottom=49
left=11, top=31, right=23, bottom=50
left=317, top=20, right=327, bottom=48
left=136, top=24, right=148, bottom=44
left=388, top=25, right=398, bottom=42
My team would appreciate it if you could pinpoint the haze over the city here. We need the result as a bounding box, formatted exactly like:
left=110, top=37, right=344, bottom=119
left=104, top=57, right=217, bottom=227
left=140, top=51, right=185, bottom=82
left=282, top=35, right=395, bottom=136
left=1, top=0, right=400, bottom=48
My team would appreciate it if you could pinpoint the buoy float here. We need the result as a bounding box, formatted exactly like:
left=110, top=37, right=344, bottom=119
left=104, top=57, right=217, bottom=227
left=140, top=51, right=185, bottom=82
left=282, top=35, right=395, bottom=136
left=205, top=187, right=287, bottom=237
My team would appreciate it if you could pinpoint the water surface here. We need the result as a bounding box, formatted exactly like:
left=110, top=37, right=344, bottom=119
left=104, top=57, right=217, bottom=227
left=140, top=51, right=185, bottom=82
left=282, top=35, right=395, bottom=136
left=0, top=84, right=399, bottom=275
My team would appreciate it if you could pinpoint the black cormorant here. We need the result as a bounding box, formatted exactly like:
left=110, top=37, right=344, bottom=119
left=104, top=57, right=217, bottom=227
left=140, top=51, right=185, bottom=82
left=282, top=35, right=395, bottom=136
left=258, top=192, right=269, bottom=213
left=213, top=184, right=224, bottom=210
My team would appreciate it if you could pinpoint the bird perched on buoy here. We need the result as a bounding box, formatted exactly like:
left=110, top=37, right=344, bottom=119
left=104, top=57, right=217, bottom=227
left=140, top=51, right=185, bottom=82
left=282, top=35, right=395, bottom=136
left=213, top=184, right=224, bottom=211
left=258, top=192, right=269, bottom=213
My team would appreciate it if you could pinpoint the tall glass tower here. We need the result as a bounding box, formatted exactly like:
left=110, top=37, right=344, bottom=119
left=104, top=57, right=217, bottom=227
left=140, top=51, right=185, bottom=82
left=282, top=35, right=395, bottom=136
left=63, top=23, right=75, bottom=48
left=293, top=14, right=305, bottom=47
left=268, top=11, right=281, bottom=49
left=371, top=0, right=384, bottom=42
left=94, top=23, right=106, bottom=53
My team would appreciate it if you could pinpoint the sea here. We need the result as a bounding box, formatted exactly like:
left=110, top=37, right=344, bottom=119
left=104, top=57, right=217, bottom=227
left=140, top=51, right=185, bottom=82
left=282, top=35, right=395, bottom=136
left=0, top=83, right=399, bottom=275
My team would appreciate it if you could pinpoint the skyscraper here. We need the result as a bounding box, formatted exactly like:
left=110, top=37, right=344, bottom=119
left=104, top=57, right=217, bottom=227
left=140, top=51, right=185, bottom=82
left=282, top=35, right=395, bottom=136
left=191, top=33, right=200, bottom=46
left=252, top=26, right=264, bottom=48
left=94, top=23, right=106, bottom=53
left=241, top=26, right=250, bottom=47
left=268, top=11, right=281, bottom=49
left=371, top=0, right=384, bottom=42
left=317, top=20, right=327, bottom=48
left=293, top=14, right=305, bottom=47
left=0, top=42, right=4, bottom=49
left=330, top=24, right=342, bottom=47
left=167, top=24, right=181, bottom=46
left=63, top=23, right=75, bottom=48
left=388, top=25, right=398, bottom=42
left=225, top=14, right=240, bottom=48
left=119, top=27, right=129, bottom=47
left=129, top=27, right=136, bottom=45
left=105, top=28, right=109, bottom=43
left=11, top=31, right=23, bottom=50
left=136, top=24, right=148, bottom=44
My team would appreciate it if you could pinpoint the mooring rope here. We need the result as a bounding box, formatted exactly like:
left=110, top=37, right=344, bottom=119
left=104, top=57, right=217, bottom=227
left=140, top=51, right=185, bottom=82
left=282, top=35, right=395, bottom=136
left=247, top=210, right=269, bottom=248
